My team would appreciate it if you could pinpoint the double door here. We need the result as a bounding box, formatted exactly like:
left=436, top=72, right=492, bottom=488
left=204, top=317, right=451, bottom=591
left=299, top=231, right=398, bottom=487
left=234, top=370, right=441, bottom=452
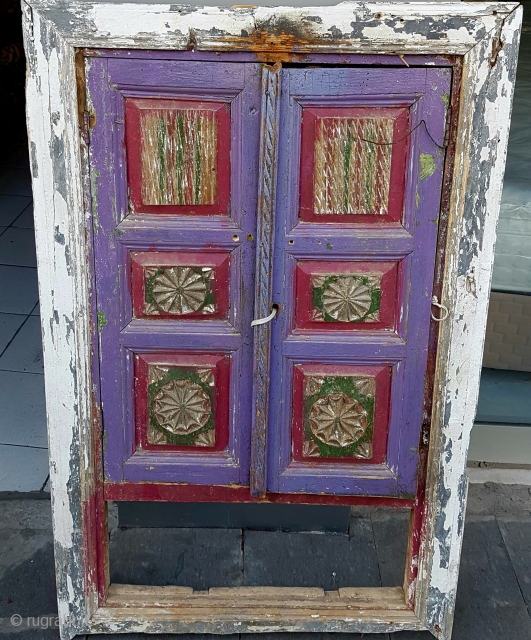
left=88, top=54, right=450, bottom=500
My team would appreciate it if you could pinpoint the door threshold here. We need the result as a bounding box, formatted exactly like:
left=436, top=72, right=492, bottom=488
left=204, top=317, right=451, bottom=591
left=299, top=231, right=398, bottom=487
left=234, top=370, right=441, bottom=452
left=89, top=584, right=424, bottom=634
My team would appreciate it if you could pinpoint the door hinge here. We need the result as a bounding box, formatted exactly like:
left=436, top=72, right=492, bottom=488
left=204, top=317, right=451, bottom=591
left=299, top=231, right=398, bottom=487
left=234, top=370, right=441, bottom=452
left=443, top=105, right=452, bottom=148
left=80, top=108, right=96, bottom=146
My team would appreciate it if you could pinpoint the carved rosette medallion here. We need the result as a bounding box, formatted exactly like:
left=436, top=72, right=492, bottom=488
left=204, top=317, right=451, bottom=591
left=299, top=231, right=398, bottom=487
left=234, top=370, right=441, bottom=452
left=147, top=365, right=216, bottom=447
left=153, top=380, right=211, bottom=435
left=302, top=375, right=375, bottom=459
left=312, top=274, right=381, bottom=323
left=309, top=393, right=368, bottom=447
left=144, top=266, right=215, bottom=316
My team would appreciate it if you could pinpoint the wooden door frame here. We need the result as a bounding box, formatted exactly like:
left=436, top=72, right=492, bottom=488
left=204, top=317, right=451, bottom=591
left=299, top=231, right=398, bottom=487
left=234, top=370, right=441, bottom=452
left=22, top=2, right=522, bottom=639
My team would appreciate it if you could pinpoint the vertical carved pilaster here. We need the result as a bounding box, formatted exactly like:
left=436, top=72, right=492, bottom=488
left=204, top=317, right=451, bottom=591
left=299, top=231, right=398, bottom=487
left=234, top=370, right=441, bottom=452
left=250, top=66, right=280, bottom=497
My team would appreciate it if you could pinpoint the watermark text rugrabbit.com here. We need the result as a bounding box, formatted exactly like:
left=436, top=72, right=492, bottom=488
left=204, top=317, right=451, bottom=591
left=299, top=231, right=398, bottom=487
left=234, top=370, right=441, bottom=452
left=10, top=614, right=60, bottom=629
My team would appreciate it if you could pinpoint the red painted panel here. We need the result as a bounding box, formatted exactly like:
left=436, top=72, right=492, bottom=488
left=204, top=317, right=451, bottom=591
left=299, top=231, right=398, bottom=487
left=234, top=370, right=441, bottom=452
left=125, top=98, right=231, bottom=216
left=299, top=107, right=409, bottom=224
left=104, top=481, right=415, bottom=508
left=291, top=363, right=391, bottom=465
left=135, top=352, right=230, bottom=453
left=294, top=260, right=399, bottom=332
left=131, top=251, right=230, bottom=320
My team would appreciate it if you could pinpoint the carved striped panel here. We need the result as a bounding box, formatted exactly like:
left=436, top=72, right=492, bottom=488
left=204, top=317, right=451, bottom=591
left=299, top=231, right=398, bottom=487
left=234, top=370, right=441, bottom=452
left=131, top=251, right=230, bottom=320
left=135, top=353, right=230, bottom=452
left=314, top=117, right=394, bottom=215
left=299, top=107, right=409, bottom=224
left=292, top=364, right=391, bottom=464
left=125, top=98, right=230, bottom=215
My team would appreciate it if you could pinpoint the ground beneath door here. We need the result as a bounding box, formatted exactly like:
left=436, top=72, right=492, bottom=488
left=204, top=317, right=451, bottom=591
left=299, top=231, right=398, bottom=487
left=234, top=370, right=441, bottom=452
left=0, top=483, right=530, bottom=640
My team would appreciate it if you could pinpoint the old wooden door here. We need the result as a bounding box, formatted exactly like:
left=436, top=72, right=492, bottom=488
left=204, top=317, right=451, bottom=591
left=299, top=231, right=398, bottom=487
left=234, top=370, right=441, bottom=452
left=266, top=67, right=451, bottom=498
left=89, top=55, right=450, bottom=501
left=89, top=57, right=262, bottom=487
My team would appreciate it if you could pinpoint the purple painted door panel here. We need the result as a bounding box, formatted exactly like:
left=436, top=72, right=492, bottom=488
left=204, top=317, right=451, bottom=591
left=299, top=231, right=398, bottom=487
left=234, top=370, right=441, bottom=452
left=87, top=56, right=261, bottom=485
left=266, top=66, right=451, bottom=497
left=88, top=52, right=451, bottom=498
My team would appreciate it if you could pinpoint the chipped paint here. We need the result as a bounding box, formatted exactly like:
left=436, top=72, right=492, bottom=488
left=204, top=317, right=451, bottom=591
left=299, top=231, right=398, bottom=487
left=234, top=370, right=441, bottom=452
left=22, top=1, right=522, bottom=638
left=97, top=310, right=107, bottom=332
left=419, top=153, right=437, bottom=181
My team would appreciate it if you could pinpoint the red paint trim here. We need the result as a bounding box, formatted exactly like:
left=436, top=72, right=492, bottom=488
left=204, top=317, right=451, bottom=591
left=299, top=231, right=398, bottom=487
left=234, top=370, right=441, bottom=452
left=131, top=250, right=230, bottom=320
left=294, top=260, right=399, bottom=332
left=291, top=363, right=390, bottom=465
left=135, top=352, right=230, bottom=453
left=299, top=107, right=409, bottom=224
left=104, top=482, right=414, bottom=508
left=125, top=98, right=231, bottom=216
left=83, top=400, right=109, bottom=604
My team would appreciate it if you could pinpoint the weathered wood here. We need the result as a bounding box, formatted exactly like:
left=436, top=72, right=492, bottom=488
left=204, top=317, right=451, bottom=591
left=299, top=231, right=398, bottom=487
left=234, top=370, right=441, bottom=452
left=93, top=583, right=421, bottom=635
left=22, top=1, right=522, bottom=639
left=250, top=66, right=280, bottom=498
left=414, top=6, right=523, bottom=639
left=25, top=1, right=518, bottom=56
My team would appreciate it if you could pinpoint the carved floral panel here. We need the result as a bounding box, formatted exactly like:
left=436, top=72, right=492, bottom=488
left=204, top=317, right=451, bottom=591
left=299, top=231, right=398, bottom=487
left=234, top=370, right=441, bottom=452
left=131, top=251, right=229, bottom=320
left=312, top=273, right=381, bottom=323
left=295, top=261, right=399, bottom=332
left=125, top=97, right=231, bottom=215
left=135, top=353, right=230, bottom=452
left=292, top=363, right=391, bottom=464
left=299, top=107, right=409, bottom=224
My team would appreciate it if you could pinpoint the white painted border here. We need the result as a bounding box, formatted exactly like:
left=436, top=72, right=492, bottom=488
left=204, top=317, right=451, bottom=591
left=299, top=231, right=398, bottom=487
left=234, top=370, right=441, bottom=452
left=21, top=2, right=522, bottom=639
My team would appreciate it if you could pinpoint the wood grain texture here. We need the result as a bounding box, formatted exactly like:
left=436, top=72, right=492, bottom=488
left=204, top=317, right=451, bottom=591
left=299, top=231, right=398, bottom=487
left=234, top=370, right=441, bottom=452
left=91, top=584, right=422, bottom=635
left=22, top=1, right=521, bottom=638
left=414, top=7, right=523, bottom=640
left=26, top=1, right=518, bottom=55
left=250, top=66, right=280, bottom=498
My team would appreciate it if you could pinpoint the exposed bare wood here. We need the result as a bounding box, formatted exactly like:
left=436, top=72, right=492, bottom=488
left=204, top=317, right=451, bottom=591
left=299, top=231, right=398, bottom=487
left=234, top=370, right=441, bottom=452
left=22, top=1, right=522, bottom=639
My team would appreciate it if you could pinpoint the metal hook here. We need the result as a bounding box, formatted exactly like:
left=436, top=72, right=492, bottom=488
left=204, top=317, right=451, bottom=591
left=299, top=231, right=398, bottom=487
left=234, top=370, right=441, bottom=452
left=251, top=304, right=279, bottom=327
left=431, top=296, right=449, bottom=322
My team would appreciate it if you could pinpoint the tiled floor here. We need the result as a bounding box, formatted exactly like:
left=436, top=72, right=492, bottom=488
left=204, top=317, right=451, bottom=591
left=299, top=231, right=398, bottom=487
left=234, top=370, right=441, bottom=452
left=0, top=134, right=49, bottom=494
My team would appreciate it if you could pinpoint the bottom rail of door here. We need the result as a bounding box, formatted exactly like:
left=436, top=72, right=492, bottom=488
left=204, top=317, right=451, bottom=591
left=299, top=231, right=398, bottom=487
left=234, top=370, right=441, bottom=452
left=104, top=482, right=416, bottom=509
left=87, top=584, right=425, bottom=635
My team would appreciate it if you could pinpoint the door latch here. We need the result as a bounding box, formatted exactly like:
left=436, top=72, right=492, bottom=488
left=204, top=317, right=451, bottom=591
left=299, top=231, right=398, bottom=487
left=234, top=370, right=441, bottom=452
left=251, top=304, right=279, bottom=327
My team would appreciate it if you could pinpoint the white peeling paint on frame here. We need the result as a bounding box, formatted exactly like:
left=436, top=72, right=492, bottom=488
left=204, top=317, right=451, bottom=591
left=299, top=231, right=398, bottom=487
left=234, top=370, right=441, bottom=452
left=21, top=2, right=522, bottom=639
left=415, top=7, right=522, bottom=638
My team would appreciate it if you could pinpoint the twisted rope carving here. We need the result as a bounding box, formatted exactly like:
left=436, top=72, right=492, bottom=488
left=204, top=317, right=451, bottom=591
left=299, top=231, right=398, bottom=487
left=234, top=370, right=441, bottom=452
left=250, top=67, right=280, bottom=497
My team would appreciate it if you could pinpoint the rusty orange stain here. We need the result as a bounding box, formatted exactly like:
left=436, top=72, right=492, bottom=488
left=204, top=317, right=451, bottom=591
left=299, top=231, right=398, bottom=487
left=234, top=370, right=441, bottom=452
left=219, top=25, right=349, bottom=64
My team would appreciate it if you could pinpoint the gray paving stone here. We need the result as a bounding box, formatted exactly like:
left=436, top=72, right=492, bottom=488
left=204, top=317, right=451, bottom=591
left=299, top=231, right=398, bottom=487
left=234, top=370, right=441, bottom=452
left=0, top=317, right=43, bottom=374
left=0, top=499, right=52, bottom=530
left=498, top=518, right=531, bottom=615
left=0, top=266, right=39, bottom=315
left=0, top=228, right=36, bottom=268
left=110, top=527, right=243, bottom=589
left=0, top=542, right=57, bottom=618
left=0, top=196, right=32, bottom=227
left=467, top=483, right=531, bottom=518
left=12, top=204, right=34, bottom=230
left=452, top=517, right=531, bottom=639
left=0, top=624, right=60, bottom=639
left=371, top=509, right=410, bottom=587
left=243, top=517, right=380, bottom=589
left=0, top=314, right=26, bottom=355
left=0, top=371, right=47, bottom=448
left=0, top=445, right=49, bottom=492
left=0, top=169, right=32, bottom=197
